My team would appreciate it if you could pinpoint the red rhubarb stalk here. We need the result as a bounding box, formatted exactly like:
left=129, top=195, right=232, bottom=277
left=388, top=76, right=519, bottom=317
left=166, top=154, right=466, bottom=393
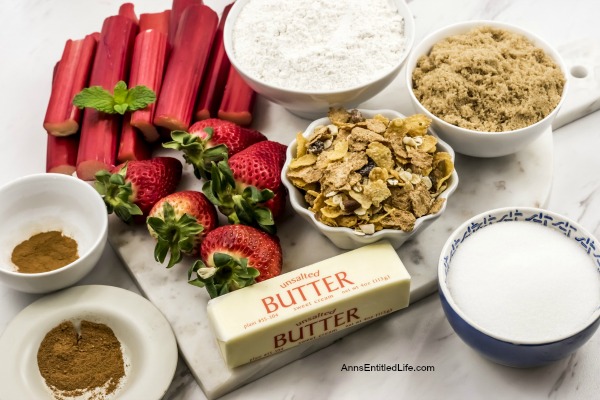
left=52, top=61, right=59, bottom=82
left=43, top=34, right=97, bottom=136
left=139, top=10, right=171, bottom=35
left=47, top=134, right=80, bottom=175
left=129, top=30, right=168, bottom=142
left=154, top=5, right=218, bottom=133
left=46, top=60, right=80, bottom=174
left=118, top=115, right=152, bottom=162
left=118, top=3, right=139, bottom=24
left=194, top=3, right=233, bottom=121
left=76, top=16, right=138, bottom=181
left=168, top=0, right=203, bottom=49
left=218, top=66, right=256, bottom=126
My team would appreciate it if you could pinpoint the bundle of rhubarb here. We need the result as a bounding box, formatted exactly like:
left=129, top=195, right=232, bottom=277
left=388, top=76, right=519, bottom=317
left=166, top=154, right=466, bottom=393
left=43, top=0, right=257, bottom=179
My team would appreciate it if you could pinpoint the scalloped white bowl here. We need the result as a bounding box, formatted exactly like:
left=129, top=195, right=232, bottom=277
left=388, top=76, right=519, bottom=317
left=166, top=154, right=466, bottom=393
left=281, top=109, right=459, bottom=250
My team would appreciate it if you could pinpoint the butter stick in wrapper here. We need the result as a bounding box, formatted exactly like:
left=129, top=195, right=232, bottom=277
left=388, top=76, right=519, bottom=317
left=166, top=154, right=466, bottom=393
left=206, top=241, right=411, bottom=368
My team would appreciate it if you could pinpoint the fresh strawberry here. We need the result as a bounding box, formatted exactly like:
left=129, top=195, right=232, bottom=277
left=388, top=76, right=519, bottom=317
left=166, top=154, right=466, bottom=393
left=188, top=224, right=283, bottom=298
left=191, top=119, right=266, bottom=156
left=203, top=140, right=287, bottom=234
left=162, top=118, right=266, bottom=179
left=147, top=191, right=218, bottom=268
left=94, top=157, right=182, bottom=223
left=263, top=186, right=288, bottom=220
left=229, top=140, right=287, bottom=191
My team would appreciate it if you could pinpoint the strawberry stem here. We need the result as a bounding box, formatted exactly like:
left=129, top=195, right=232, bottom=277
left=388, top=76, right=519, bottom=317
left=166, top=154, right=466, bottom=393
left=188, top=252, right=260, bottom=298
left=162, top=128, right=228, bottom=179
left=202, top=161, right=276, bottom=234
left=147, top=202, right=204, bottom=268
left=94, top=165, right=143, bottom=223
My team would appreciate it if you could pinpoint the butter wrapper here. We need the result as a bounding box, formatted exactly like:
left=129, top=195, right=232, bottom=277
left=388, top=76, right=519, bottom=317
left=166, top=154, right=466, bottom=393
left=206, top=241, right=411, bottom=368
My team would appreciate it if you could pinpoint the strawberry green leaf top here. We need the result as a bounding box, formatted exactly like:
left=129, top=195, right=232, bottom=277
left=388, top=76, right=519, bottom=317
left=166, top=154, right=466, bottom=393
left=94, top=166, right=143, bottom=222
left=146, top=191, right=218, bottom=269
left=73, top=80, right=156, bottom=115
left=188, top=254, right=260, bottom=298
left=162, top=120, right=266, bottom=180
left=94, top=157, right=183, bottom=224
left=147, top=202, right=204, bottom=269
left=202, top=161, right=276, bottom=234
left=201, top=141, right=287, bottom=234
left=163, top=128, right=228, bottom=180
left=187, top=224, right=282, bottom=298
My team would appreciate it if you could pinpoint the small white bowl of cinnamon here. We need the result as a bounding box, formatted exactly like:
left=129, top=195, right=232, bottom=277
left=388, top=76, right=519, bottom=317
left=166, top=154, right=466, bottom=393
left=0, top=173, right=107, bottom=293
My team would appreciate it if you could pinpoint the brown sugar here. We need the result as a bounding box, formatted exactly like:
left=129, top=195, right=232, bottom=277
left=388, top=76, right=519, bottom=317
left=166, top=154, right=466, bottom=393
left=412, top=26, right=565, bottom=132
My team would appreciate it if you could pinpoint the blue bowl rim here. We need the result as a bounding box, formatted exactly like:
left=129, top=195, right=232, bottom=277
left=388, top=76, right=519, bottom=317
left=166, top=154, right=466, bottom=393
left=438, top=206, right=600, bottom=345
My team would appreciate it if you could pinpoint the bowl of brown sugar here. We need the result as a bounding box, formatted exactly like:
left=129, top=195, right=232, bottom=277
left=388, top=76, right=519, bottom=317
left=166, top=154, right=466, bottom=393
left=405, top=21, right=568, bottom=157
left=0, top=173, right=107, bottom=293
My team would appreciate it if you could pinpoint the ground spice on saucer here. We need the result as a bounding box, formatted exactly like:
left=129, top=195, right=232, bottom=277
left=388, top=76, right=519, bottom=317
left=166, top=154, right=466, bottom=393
left=37, top=320, right=126, bottom=399
left=11, top=230, right=78, bottom=273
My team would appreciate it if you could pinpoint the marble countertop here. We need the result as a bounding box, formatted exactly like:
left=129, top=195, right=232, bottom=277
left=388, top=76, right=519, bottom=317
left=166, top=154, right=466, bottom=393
left=1, top=0, right=600, bottom=399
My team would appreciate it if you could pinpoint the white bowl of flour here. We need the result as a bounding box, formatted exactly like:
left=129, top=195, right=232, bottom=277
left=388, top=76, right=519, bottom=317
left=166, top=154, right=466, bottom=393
left=224, top=0, right=415, bottom=119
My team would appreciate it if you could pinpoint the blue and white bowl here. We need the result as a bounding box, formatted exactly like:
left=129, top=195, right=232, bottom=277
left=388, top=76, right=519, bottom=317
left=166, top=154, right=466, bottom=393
left=438, top=207, right=600, bottom=368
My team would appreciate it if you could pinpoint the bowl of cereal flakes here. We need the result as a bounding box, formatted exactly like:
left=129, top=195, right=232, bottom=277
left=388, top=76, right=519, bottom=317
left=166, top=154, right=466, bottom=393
left=282, top=108, right=458, bottom=250
left=406, top=20, right=568, bottom=158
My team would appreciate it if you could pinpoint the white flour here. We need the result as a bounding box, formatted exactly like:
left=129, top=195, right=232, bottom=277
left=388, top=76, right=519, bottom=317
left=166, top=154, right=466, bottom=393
left=447, top=221, right=600, bottom=343
left=232, top=0, right=407, bottom=91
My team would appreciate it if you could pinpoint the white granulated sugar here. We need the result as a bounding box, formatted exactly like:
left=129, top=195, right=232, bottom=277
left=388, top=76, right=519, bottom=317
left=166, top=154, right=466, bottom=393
left=232, top=0, right=406, bottom=91
left=448, top=221, right=600, bottom=343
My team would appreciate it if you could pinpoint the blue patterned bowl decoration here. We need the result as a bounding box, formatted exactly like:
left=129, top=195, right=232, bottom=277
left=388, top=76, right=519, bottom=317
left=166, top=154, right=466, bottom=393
left=438, top=207, right=600, bottom=368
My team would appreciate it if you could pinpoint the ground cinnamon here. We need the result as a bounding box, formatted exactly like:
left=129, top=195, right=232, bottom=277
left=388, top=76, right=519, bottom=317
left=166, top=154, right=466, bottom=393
left=11, top=230, right=78, bottom=273
left=37, top=320, right=126, bottom=399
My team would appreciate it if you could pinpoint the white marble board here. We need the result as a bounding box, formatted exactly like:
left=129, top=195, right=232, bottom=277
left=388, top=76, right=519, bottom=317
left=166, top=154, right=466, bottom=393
left=106, top=4, right=600, bottom=396
left=108, top=73, right=560, bottom=398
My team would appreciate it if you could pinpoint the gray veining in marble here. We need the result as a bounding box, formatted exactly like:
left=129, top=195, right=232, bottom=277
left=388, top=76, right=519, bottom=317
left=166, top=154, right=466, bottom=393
left=2, top=1, right=600, bottom=400
left=109, top=67, right=555, bottom=399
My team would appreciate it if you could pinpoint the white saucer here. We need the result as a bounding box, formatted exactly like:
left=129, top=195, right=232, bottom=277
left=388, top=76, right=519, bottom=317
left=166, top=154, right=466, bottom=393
left=0, top=285, right=178, bottom=400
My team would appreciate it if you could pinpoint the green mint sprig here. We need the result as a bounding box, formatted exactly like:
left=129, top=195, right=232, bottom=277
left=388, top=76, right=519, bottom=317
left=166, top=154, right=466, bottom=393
left=73, top=81, right=156, bottom=115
